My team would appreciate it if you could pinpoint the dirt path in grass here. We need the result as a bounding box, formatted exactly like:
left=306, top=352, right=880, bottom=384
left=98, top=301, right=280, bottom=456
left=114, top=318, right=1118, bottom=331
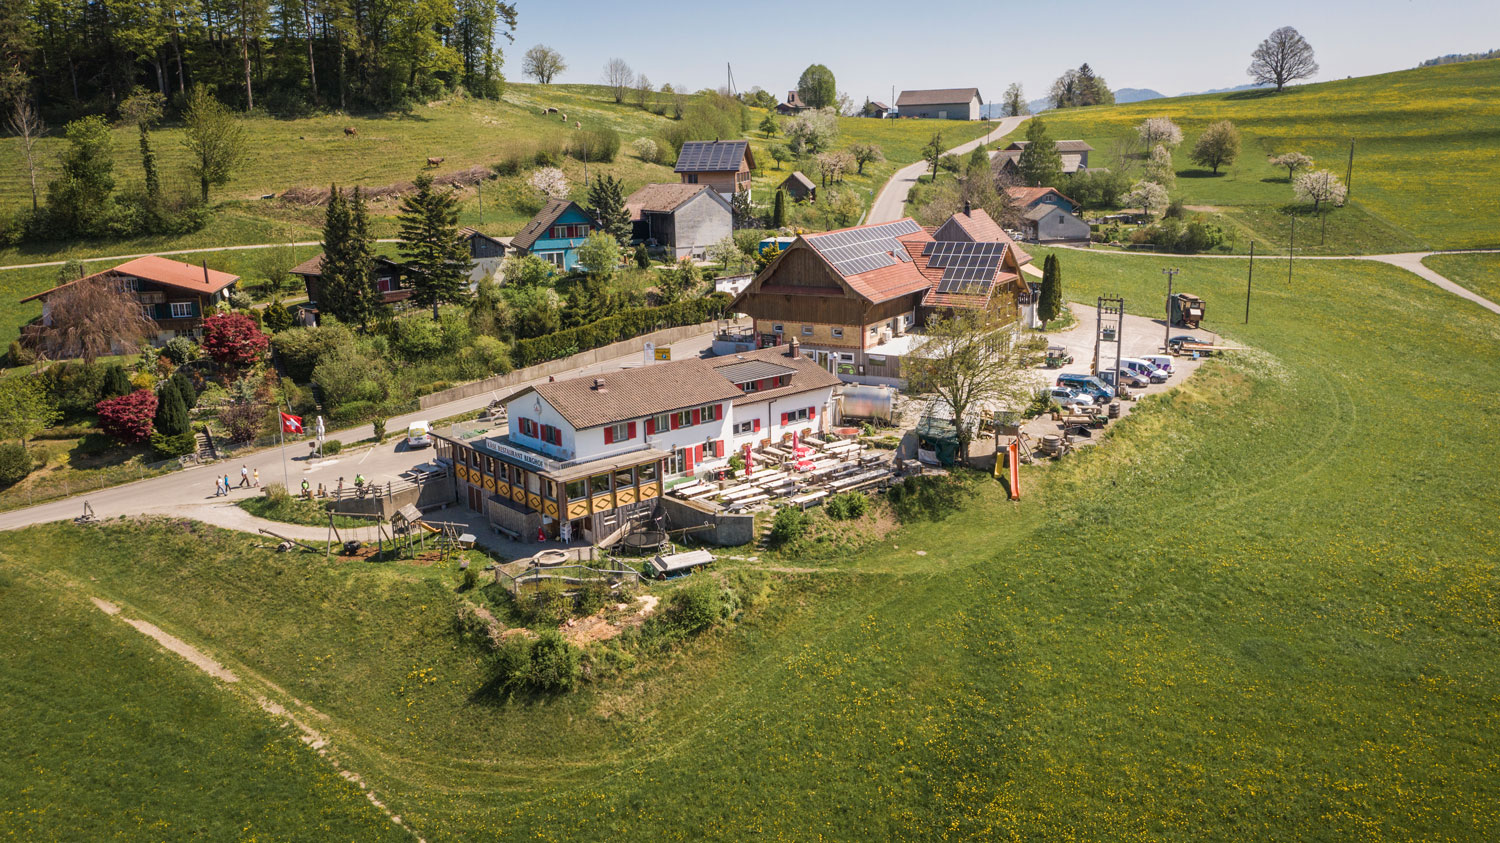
left=88, top=595, right=427, bottom=842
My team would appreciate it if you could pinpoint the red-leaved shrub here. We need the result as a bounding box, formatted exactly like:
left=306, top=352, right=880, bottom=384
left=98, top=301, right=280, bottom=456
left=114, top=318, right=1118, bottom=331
left=202, top=312, right=270, bottom=368
left=96, top=389, right=158, bottom=444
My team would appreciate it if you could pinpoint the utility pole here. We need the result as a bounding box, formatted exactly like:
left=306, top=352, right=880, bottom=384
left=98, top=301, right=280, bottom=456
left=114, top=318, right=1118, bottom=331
left=1245, top=240, right=1255, bottom=324
left=477, top=179, right=483, bottom=224
left=1161, top=267, right=1178, bottom=351
left=1287, top=214, right=1295, bottom=285
left=1345, top=138, right=1355, bottom=201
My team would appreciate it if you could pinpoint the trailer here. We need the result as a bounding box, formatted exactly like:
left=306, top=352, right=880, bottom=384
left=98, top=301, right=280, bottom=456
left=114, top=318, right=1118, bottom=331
left=1171, top=293, right=1205, bottom=328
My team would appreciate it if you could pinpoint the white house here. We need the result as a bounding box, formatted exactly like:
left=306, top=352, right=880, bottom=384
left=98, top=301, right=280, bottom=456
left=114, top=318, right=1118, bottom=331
left=433, top=343, right=840, bottom=543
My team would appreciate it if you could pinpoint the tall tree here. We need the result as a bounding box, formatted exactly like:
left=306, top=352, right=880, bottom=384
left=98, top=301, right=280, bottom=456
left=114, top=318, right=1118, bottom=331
left=586, top=175, right=631, bottom=247
left=397, top=173, right=469, bottom=319
left=1050, top=64, right=1113, bottom=108
left=1190, top=120, right=1241, bottom=174
left=1016, top=119, right=1062, bottom=187
left=1038, top=254, right=1063, bottom=324
left=603, top=57, right=632, bottom=103
left=319, top=185, right=378, bottom=327
left=46, top=115, right=116, bottom=236
left=154, top=377, right=190, bottom=437
left=1249, top=26, right=1319, bottom=91
left=849, top=142, right=883, bottom=175
left=0, top=376, right=59, bottom=445
left=772, top=189, right=787, bottom=228
left=120, top=88, right=166, bottom=206
left=5, top=98, right=45, bottom=212
left=1269, top=151, right=1314, bottom=181
left=522, top=45, right=565, bottom=83
left=796, top=64, right=836, bottom=110
left=922, top=132, right=944, bottom=178
left=39, top=275, right=153, bottom=362
left=181, top=85, right=246, bottom=203
left=1002, top=83, right=1029, bottom=117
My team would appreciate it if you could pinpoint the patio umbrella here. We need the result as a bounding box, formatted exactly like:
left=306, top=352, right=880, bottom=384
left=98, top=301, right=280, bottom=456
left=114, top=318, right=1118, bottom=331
left=743, top=443, right=754, bottom=477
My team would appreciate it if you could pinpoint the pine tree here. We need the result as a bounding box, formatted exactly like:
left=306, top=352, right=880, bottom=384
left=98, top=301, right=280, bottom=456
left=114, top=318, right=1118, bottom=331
left=320, top=185, right=378, bottom=328
left=634, top=243, right=650, bottom=269
left=170, top=370, right=197, bottom=410
left=1017, top=119, right=1063, bottom=187
left=154, top=378, right=190, bottom=437
left=101, top=364, right=132, bottom=399
left=1039, top=254, right=1063, bottom=325
left=398, top=174, right=469, bottom=319
left=731, top=190, right=754, bottom=229
left=772, top=189, right=787, bottom=228
left=587, top=175, right=632, bottom=247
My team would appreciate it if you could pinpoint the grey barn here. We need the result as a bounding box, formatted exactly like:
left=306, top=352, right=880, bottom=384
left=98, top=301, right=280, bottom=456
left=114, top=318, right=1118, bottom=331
left=895, top=88, right=983, bottom=120
left=626, top=183, right=733, bottom=260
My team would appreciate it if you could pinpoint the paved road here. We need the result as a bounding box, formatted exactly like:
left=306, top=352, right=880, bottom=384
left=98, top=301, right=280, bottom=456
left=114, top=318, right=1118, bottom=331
left=0, top=329, right=721, bottom=532
left=866, top=116, right=1029, bottom=224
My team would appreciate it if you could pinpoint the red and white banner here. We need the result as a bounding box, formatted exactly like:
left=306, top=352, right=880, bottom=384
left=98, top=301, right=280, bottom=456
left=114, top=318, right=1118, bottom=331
left=280, top=412, right=304, bottom=434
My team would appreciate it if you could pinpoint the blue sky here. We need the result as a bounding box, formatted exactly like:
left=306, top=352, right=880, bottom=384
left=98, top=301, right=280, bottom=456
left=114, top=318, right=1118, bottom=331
left=509, top=0, right=1498, bottom=103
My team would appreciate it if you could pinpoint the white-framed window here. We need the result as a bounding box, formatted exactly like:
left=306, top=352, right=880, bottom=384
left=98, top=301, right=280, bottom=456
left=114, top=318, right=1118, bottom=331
left=904, top=314, right=914, bottom=327
left=673, top=409, right=693, bottom=428
left=784, top=407, right=811, bottom=424
left=697, top=403, right=721, bottom=422
left=869, top=355, right=887, bottom=366
left=801, top=325, right=813, bottom=336
left=542, top=252, right=564, bottom=267
left=831, top=327, right=844, bottom=339
left=868, top=326, right=878, bottom=335
left=733, top=420, right=756, bottom=435
left=741, top=380, right=760, bottom=393
left=667, top=447, right=687, bottom=476
left=169, top=301, right=193, bottom=319
left=839, top=352, right=854, bottom=363
left=606, top=422, right=631, bottom=443
left=772, top=323, right=784, bottom=334
left=651, top=413, right=670, bottom=434
left=140, top=305, right=154, bottom=321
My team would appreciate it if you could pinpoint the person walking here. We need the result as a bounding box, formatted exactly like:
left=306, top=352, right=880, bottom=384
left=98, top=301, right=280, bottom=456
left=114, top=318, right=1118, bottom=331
left=223, top=473, right=232, bottom=494
left=253, top=468, right=260, bottom=487
left=214, top=476, right=224, bottom=497
left=239, top=464, right=251, bottom=488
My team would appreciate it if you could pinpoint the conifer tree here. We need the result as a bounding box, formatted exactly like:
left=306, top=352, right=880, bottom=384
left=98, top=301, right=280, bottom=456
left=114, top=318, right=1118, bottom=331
left=154, top=378, right=190, bottom=437
left=772, top=189, right=787, bottom=228
left=398, top=173, right=469, bottom=319
left=1017, top=119, right=1063, bottom=187
left=320, top=185, right=378, bottom=328
left=170, top=370, right=197, bottom=410
left=1039, top=254, right=1063, bottom=325
left=587, top=175, right=632, bottom=247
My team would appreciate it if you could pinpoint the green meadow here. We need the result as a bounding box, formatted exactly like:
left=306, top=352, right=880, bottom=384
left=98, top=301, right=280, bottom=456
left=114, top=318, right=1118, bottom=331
left=2, top=240, right=1497, bottom=838
left=1422, top=252, right=1500, bottom=304
left=1002, top=59, right=1500, bottom=253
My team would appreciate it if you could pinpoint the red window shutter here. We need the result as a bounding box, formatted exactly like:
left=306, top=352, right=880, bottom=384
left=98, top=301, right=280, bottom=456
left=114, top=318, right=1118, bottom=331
left=604, top=426, right=614, bottom=445
left=670, top=414, right=680, bottom=430
left=715, top=440, right=725, bottom=458
left=645, top=417, right=655, bottom=435
left=692, top=408, right=701, bottom=425
left=753, top=418, right=761, bottom=432
left=628, top=422, right=637, bottom=439
left=685, top=447, right=695, bottom=472
left=808, top=406, right=816, bottom=420
left=694, top=444, right=704, bottom=463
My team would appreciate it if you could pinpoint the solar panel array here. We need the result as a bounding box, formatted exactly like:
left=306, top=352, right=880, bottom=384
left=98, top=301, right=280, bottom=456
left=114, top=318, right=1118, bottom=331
left=922, top=240, right=1008, bottom=295
left=808, top=218, right=922, bottom=277
left=674, top=141, right=749, bottom=172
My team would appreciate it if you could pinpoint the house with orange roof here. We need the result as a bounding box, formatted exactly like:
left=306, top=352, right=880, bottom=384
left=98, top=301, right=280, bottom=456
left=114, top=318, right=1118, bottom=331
left=20, top=255, right=240, bottom=349
left=1004, top=187, right=1089, bottom=242
left=728, top=212, right=1028, bottom=385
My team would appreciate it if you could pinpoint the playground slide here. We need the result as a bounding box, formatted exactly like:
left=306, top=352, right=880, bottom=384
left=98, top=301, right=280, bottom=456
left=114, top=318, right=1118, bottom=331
left=414, top=520, right=441, bottom=534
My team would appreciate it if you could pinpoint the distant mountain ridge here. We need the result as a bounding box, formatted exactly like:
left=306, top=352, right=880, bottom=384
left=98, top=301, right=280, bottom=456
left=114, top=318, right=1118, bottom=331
left=1114, top=88, right=1165, bottom=103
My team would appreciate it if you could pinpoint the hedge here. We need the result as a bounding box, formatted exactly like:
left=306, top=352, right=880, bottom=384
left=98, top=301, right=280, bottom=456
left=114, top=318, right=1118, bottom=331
left=512, top=293, right=731, bottom=368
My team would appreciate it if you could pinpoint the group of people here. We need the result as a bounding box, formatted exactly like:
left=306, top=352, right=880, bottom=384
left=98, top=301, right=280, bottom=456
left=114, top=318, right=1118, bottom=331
left=213, top=464, right=258, bottom=497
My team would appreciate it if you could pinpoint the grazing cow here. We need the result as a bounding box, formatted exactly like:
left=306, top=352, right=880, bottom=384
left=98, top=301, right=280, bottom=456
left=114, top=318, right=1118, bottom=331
left=574, top=121, right=581, bottom=129
left=343, top=126, right=357, bottom=137
left=426, top=156, right=445, bottom=168
left=545, top=106, right=558, bottom=114
left=560, top=113, right=566, bottom=122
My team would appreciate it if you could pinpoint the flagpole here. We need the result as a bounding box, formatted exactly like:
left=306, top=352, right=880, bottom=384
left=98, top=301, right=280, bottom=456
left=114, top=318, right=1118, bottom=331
left=280, top=404, right=290, bottom=489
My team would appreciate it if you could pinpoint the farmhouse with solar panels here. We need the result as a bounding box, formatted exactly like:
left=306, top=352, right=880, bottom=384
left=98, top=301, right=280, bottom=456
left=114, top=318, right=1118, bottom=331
left=675, top=140, right=755, bottom=197
left=729, top=206, right=1031, bottom=385
left=433, top=344, right=839, bottom=542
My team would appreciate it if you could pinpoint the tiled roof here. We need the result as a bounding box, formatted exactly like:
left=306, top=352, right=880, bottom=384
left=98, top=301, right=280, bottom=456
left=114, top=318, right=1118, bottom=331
left=521, top=360, right=744, bottom=430
left=897, top=88, right=981, bottom=106
left=708, top=346, right=842, bottom=406
left=781, top=171, right=816, bottom=191
left=674, top=140, right=751, bottom=173
left=941, top=208, right=1032, bottom=266
left=1003, top=140, right=1093, bottom=152
left=625, top=183, right=715, bottom=220
left=289, top=254, right=403, bottom=277
left=22, top=256, right=239, bottom=303
left=714, top=358, right=798, bottom=384
left=1006, top=186, right=1079, bottom=211
left=512, top=198, right=592, bottom=251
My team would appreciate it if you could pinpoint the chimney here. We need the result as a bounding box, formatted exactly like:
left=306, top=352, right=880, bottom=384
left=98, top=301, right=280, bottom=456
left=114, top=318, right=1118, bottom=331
left=786, top=338, right=800, bottom=359
left=592, top=377, right=607, bottom=392
left=963, top=200, right=972, bottom=216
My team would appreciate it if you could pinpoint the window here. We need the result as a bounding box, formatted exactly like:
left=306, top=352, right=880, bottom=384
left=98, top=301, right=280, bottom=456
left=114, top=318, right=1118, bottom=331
left=544, top=479, right=556, bottom=500
left=542, top=252, right=564, bottom=267
left=733, top=420, right=756, bottom=436
left=614, top=467, right=635, bottom=489
left=666, top=448, right=686, bottom=476
left=638, top=462, right=658, bottom=483
left=869, top=355, right=887, bottom=366
left=697, top=403, right=720, bottom=422
left=741, top=380, right=759, bottom=393
left=565, top=478, right=586, bottom=500
left=773, top=324, right=784, bottom=334
left=673, top=409, right=693, bottom=428
left=589, top=473, right=612, bottom=496
left=604, top=421, right=634, bottom=444
left=140, top=305, right=155, bottom=321
left=801, top=325, right=813, bottom=336
left=649, top=413, right=669, bottom=435
left=685, top=173, right=698, bottom=184
left=839, top=353, right=854, bottom=363
left=781, top=407, right=811, bottom=424
left=868, top=326, right=878, bottom=336
left=831, top=327, right=844, bottom=339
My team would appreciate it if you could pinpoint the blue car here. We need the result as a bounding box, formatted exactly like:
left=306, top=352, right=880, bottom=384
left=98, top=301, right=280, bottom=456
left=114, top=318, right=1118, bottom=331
left=1055, top=373, right=1113, bottom=403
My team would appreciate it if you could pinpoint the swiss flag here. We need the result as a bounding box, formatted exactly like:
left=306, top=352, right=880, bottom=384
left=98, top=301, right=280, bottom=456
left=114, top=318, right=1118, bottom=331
left=280, top=412, right=303, bottom=434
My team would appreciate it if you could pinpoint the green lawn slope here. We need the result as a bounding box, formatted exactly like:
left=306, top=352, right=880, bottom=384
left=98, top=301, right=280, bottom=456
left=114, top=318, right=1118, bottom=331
left=1003, top=59, right=1500, bottom=253
left=1422, top=252, right=1500, bottom=304
left=2, top=243, right=1497, bottom=838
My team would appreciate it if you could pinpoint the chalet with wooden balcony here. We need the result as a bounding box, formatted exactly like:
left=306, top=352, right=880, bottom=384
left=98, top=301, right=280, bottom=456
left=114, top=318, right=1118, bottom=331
left=20, top=255, right=239, bottom=349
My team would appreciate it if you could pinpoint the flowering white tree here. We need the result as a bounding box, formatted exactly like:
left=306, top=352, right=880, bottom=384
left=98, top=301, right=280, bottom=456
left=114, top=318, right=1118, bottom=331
left=1144, top=144, right=1176, bottom=188
left=1136, top=117, right=1183, bottom=149
left=630, top=137, right=659, bottom=164
left=529, top=167, right=569, bottom=199
left=1125, top=180, right=1170, bottom=219
left=1293, top=169, right=1347, bottom=212
left=784, top=108, right=840, bottom=155
left=1269, top=151, right=1314, bottom=181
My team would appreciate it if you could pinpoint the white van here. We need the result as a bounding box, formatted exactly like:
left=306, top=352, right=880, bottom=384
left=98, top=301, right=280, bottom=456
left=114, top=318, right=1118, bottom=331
left=1120, top=357, right=1170, bottom=383
left=1141, top=354, right=1174, bottom=375
left=406, top=420, right=432, bottom=448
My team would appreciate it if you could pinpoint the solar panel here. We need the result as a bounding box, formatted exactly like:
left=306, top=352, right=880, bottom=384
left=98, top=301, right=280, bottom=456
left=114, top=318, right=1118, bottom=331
left=808, top=219, right=922, bottom=277
left=675, top=141, right=748, bottom=172
left=922, top=240, right=1007, bottom=267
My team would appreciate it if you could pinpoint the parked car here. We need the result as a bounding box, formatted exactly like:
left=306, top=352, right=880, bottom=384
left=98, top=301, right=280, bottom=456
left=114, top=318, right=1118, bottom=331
left=1056, top=373, right=1114, bottom=403
left=1168, top=335, right=1209, bottom=351
left=1046, top=387, right=1095, bottom=409
left=1099, top=368, right=1150, bottom=390
left=406, top=420, right=432, bottom=448
left=1121, top=357, right=1170, bottom=383
left=1141, top=354, right=1174, bottom=374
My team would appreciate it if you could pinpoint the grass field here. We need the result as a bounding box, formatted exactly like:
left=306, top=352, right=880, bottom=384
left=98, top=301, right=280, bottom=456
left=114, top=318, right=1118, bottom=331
left=1422, top=252, right=1500, bottom=304
left=2, top=239, right=1497, bottom=839
left=999, top=59, right=1500, bottom=253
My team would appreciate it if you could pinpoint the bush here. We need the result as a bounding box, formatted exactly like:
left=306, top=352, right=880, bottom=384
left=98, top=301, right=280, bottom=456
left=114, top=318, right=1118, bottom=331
left=372, top=418, right=386, bottom=441
left=825, top=491, right=869, bottom=520
left=6, top=340, right=36, bottom=367
left=95, top=389, right=157, bottom=444
left=218, top=401, right=266, bottom=443
left=0, top=442, right=33, bottom=488
left=150, top=430, right=198, bottom=459
left=460, top=565, right=479, bottom=591
left=665, top=578, right=737, bottom=633
left=768, top=506, right=808, bottom=547
left=161, top=336, right=199, bottom=364
left=391, top=316, right=445, bottom=361
left=568, top=127, right=620, bottom=163
left=272, top=323, right=356, bottom=381
left=511, top=293, right=731, bottom=368
left=526, top=631, right=581, bottom=692
left=40, top=361, right=107, bottom=416
left=201, top=312, right=270, bottom=368
left=322, top=439, right=343, bottom=455
left=312, top=349, right=385, bottom=411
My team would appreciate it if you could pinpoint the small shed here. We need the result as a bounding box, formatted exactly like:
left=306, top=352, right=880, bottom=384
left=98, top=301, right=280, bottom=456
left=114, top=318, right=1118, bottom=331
left=779, top=171, right=816, bottom=202
left=650, top=548, right=715, bottom=578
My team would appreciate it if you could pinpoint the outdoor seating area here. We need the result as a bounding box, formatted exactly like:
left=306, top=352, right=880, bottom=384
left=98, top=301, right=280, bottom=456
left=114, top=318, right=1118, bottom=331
left=669, top=432, right=898, bottom=513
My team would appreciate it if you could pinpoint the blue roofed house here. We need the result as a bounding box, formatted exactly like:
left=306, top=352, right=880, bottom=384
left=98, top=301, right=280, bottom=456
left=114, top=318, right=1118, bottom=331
left=510, top=198, right=600, bottom=272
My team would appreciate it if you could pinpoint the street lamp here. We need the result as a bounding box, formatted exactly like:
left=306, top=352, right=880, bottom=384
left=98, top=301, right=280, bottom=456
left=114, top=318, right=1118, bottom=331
left=1162, top=267, right=1178, bottom=351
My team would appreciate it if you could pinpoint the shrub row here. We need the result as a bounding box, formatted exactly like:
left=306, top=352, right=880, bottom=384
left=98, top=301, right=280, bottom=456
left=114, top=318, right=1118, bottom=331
left=512, top=293, right=731, bottom=368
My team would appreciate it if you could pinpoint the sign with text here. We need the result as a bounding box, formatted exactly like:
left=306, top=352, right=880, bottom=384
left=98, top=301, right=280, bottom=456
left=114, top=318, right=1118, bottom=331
left=654, top=347, right=672, bottom=361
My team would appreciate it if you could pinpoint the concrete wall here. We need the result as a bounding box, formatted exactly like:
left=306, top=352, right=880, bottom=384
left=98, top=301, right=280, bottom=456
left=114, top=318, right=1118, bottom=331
left=417, top=320, right=723, bottom=410
left=670, top=192, right=733, bottom=260
left=659, top=496, right=755, bottom=547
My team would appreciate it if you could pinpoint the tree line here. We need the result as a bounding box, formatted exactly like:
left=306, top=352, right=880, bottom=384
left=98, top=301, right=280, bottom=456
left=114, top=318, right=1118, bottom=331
left=1, top=0, right=519, bottom=119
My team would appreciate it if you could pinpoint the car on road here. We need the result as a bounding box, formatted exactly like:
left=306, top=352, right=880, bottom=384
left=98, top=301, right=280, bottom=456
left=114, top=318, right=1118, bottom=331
left=1121, top=357, right=1170, bottom=383
left=1099, top=368, right=1150, bottom=390
left=1055, top=373, right=1114, bottom=403
left=1141, top=354, right=1174, bottom=374
left=1168, top=335, right=1210, bottom=351
left=1046, top=387, right=1096, bottom=409
left=406, top=421, right=432, bottom=448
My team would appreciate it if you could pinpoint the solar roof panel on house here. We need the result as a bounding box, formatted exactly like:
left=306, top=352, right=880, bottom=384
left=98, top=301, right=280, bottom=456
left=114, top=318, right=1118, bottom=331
left=808, top=219, right=922, bottom=277
left=674, top=141, right=750, bottom=173
left=922, top=240, right=1007, bottom=267
left=924, top=240, right=1006, bottom=295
